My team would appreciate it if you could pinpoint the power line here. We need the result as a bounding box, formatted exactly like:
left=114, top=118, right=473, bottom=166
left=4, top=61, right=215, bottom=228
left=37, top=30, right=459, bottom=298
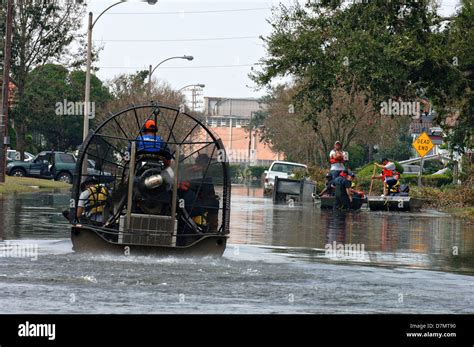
left=97, top=64, right=255, bottom=69
left=100, top=7, right=271, bottom=15
left=93, top=36, right=259, bottom=43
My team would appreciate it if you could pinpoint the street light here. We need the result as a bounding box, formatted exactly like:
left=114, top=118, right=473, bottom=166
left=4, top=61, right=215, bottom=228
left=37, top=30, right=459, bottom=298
left=177, top=84, right=205, bottom=92
left=83, top=0, right=157, bottom=141
left=148, top=55, right=194, bottom=94
left=82, top=0, right=156, bottom=179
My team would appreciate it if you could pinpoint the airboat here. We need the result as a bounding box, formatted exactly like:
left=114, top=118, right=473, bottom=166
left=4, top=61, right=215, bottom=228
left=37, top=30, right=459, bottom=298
left=367, top=196, right=423, bottom=211
left=67, top=102, right=231, bottom=256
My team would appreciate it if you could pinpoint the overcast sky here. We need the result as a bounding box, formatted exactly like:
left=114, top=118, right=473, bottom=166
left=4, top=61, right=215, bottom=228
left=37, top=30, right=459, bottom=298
left=85, top=0, right=460, bottom=101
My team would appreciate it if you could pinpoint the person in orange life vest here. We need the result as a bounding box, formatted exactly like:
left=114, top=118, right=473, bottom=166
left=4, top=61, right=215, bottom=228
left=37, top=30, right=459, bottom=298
left=371, top=158, right=398, bottom=196
left=329, top=141, right=347, bottom=180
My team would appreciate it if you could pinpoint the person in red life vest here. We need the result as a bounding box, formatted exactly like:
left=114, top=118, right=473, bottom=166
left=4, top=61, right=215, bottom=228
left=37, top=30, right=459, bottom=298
left=371, top=158, right=398, bottom=196
left=329, top=141, right=348, bottom=179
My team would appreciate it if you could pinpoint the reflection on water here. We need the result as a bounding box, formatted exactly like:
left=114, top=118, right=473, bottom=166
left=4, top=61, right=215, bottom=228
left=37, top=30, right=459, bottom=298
left=0, top=187, right=473, bottom=314
left=0, top=191, right=70, bottom=240
left=230, top=186, right=474, bottom=275
left=0, top=187, right=473, bottom=275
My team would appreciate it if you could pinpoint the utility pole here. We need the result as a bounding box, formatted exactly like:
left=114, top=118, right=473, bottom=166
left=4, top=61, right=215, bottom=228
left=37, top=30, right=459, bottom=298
left=191, top=86, right=196, bottom=112
left=248, top=112, right=253, bottom=165
left=0, top=0, right=13, bottom=184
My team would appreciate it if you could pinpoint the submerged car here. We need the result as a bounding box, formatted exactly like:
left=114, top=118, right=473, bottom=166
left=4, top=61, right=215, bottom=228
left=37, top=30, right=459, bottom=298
left=263, top=160, right=308, bottom=195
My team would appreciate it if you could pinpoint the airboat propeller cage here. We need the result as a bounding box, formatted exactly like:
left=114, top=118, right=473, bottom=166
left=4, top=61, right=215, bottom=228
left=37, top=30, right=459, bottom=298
left=71, top=102, right=231, bottom=238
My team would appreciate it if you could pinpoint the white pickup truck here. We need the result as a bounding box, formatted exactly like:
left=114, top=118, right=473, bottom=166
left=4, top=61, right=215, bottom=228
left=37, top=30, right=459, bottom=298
left=263, top=160, right=308, bottom=195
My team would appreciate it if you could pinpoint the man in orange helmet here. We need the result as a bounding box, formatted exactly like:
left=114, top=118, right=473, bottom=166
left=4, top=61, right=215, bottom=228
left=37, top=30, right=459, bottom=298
left=135, top=119, right=172, bottom=167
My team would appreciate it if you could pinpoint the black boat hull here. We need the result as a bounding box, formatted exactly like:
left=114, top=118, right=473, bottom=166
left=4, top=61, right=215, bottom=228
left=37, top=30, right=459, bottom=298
left=71, top=226, right=228, bottom=257
left=367, top=196, right=423, bottom=211
left=319, top=196, right=366, bottom=210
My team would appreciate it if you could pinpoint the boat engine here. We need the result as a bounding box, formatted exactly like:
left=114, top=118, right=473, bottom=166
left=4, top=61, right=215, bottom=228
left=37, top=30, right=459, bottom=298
left=133, top=158, right=174, bottom=215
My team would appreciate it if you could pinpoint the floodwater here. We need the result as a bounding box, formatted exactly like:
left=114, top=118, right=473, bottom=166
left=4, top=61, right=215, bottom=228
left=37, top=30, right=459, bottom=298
left=0, top=186, right=472, bottom=314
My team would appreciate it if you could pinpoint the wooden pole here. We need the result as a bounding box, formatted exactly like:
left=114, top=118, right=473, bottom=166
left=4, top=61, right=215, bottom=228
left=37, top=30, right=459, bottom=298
left=0, top=0, right=14, bottom=183
left=368, top=163, right=377, bottom=196
left=418, top=157, right=423, bottom=187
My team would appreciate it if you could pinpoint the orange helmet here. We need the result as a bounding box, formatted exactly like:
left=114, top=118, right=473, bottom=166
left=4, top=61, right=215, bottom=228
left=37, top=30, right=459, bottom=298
left=144, top=119, right=157, bottom=132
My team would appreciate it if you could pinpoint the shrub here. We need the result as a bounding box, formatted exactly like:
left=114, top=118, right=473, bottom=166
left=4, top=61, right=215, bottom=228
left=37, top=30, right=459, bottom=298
left=401, top=174, right=452, bottom=187
left=356, top=161, right=404, bottom=178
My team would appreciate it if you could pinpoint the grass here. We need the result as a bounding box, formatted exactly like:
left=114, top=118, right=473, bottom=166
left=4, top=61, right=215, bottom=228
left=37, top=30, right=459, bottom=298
left=441, top=207, right=474, bottom=222
left=0, top=176, right=71, bottom=194
left=410, top=184, right=474, bottom=222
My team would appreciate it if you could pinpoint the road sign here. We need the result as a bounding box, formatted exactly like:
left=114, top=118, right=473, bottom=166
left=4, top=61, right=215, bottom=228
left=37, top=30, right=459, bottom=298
left=412, top=132, right=434, bottom=158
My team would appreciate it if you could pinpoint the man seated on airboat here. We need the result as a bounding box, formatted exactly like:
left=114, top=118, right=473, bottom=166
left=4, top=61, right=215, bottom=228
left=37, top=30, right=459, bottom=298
left=177, top=153, right=219, bottom=233
left=126, top=119, right=175, bottom=215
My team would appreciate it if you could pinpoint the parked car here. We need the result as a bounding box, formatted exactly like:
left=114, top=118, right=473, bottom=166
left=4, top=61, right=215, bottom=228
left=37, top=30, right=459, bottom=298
left=6, top=151, right=77, bottom=183
left=87, top=159, right=114, bottom=184
left=402, top=164, right=421, bottom=174
left=6, top=152, right=114, bottom=184
left=7, top=149, right=34, bottom=163
left=263, top=160, right=308, bottom=195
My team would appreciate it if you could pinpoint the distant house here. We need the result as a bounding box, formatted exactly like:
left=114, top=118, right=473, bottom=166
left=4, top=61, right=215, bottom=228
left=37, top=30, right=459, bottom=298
left=203, top=96, right=282, bottom=166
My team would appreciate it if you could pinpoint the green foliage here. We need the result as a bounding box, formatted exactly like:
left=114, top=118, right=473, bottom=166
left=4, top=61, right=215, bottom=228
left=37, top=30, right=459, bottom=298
left=248, top=165, right=268, bottom=179
left=356, top=161, right=404, bottom=178
left=346, top=144, right=366, bottom=170
left=228, top=165, right=270, bottom=182
left=252, top=0, right=474, bottom=158
left=401, top=174, right=452, bottom=187
left=410, top=183, right=474, bottom=208
left=9, top=0, right=86, bottom=155
left=16, top=64, right=110, bottom=152
left=423, top=160, right=445, bottom=174
left=8, top=126, right=16, bottom=149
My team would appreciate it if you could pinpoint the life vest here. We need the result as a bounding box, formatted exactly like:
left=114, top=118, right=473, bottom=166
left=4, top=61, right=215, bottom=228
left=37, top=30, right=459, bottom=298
left=382, top=168, right=394, bottom=178
left=193, top=212, right=208, bottom=227
left=136, top=134, right=163, bottom=153
left=389, top=180, right=401, bottom=194
left=178, top=181, right=191, bottom=191
left=86, top=186, right=109, bottom=215
left=329, top=151, right=345, bottom=164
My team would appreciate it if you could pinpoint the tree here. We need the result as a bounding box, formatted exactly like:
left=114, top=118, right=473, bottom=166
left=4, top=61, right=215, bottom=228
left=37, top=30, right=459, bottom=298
left=440, top=0, right=474, bottom=153
left=19, top=64, right=110, bottom=152
left=252, top=1, right=467, bottom=159
left=10, top=0, right=86, bottom=157
left=104, top=71, right=186, bottom=114
left=255, top=85, right=321, bottom=165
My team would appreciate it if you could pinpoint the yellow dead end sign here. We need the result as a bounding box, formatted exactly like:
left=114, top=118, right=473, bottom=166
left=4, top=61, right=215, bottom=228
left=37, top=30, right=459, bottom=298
left=412, top=131, right=434, bottom=157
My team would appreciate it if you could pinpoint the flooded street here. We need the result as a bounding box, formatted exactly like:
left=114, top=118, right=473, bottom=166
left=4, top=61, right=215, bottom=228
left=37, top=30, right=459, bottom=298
left=0, top=187, right=472, bottom=314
